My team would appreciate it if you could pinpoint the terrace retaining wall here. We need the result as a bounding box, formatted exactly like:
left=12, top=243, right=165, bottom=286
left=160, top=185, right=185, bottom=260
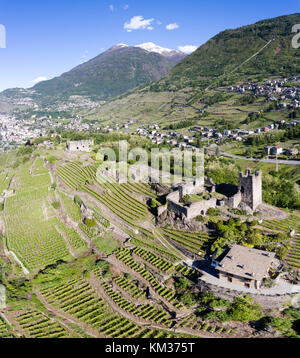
left=198, top=278, right=297, bottom=309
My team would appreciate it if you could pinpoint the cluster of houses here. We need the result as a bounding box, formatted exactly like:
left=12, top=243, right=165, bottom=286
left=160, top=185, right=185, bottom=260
left=102, top=119, right=135, bottom=132
left=62, top=117, right=91, bottom=132
left=227, top=76, right=300, bottom=110
left=0, top=112, right=97, bottom=151
left=132, top=124, right=197, bottom=147
left=193, top=117, right=300, bottom=139
left=129, top=116, right=300, bottom=153
left=0, top=114, right=48, bottom=151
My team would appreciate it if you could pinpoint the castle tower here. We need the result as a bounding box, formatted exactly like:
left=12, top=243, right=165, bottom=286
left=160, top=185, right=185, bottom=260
left=238, top=169, right=262, bottom=211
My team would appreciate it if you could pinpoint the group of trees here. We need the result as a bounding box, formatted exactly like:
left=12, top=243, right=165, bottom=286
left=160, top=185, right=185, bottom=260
left=163, top=120, right=193, bottom=130
left=242, top=111, right=264, bottom=125
left=209, top=217, right=290, bottom=259
left=262, top=173, right=300, bottom=210
left=174, top=279, right=264, bottom=323
left=261, top=307, right=300, bottom=338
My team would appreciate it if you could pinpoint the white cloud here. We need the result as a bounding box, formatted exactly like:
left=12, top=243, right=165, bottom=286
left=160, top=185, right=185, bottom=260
left=178, top=45, right=198, bottom=54
left=122, top=4, right=129, bottom=10
left=157, top=20, right=162, bottom=25
left=109, top=4, right=114, bottom=12
left=166, top=23, right=179, bottom=30
left=124, top=16, right=154, bottom=32
left=32, top=76, right=47, bottom=84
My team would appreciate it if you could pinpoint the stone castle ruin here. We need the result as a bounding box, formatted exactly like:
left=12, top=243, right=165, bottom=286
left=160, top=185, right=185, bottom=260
left=163, top=169, right=262, bottom=220
left=66, top=139, right=94, bottom=152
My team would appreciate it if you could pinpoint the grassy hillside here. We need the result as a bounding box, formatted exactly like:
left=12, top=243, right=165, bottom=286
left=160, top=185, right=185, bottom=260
left=154, top=13, right=300, bottom=94
left=82, top=13, right=300, bottom=128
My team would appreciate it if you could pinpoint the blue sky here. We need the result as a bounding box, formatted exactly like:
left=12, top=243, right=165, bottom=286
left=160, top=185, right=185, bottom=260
left=0, top=0, right=299, bottom=91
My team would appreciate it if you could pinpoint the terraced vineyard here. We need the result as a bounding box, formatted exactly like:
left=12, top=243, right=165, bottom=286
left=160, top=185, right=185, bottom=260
left=92, top=269, right=173, bottom=327
left=121, top=181, right=157, bottom=199
left=259, top=216, right=300, bottom=233
left=58, top=191, right=82, bottom=222
left=56, top=162, right=96, bottom=190
left=177, top=314, right=231, bottom=335
left=130, top=228, right=180, bottom=262
left=56, top=162, right=149, bottom=225
left=259, top=216, right=300, bottom=269
left=11, top=310, right=73, bottom=338
left=160, top=228, right=214, bottom=256
left=55, top=220, right=87, bottom=254
left=175, top=264, right=199, bottom=280
left=1, top=149, right=299, bottom=340
left=0, top=316, right=14, bottom=338
left=31, top=158, right=48, bottom=176
left=84, top=184, right=148, bottom=225
left=286, top=234, right=300, bottom=269
left=132, top=247, right=175, bottom=273
left=4, top=164, right=73, bottom=272
left=112, top=275, right=146, bottom=300
left=40, top=278, right=178, bottom=338
left=114, top=248, right=184, bottom=309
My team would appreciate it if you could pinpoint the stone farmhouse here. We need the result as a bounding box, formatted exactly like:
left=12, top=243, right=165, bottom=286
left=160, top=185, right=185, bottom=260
left=212, top=245, right=276, bottom=289
left=66, top=139, right=94, bottom=152
left=163, top=169, right=262, bottom=220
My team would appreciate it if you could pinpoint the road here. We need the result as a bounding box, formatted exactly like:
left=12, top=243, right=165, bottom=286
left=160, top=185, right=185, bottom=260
left=220, top=152, right=300, bottom=165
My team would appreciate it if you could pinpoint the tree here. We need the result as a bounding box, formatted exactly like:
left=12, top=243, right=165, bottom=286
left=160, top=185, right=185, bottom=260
left=182, top=195, right=191, bottom=204
left=227, top=295, right=262, bottom=322
left=52, top=201, right=60, bottom=210
left=174, top=277, right=190, bottom=293
left=74, top=195, right=83, bottom=207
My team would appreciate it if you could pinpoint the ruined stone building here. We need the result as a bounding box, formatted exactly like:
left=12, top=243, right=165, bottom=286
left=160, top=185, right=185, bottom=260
left=163, top=169, right=262, bottom=220
left=66, top=139, right=94, bottom=152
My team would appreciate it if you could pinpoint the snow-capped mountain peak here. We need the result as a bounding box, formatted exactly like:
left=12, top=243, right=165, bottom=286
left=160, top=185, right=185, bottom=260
left=135, top=42, right=183, bottom=55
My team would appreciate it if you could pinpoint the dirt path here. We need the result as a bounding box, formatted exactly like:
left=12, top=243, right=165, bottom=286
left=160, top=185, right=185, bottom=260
left=152, top=227, right=189, bottom=261
left=3, top=249, right=29, bottom=275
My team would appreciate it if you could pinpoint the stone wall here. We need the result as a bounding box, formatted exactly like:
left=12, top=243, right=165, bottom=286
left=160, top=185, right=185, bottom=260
left=186, top=198, right=218, bottom=219
left=224, top=191, right=242, bottom=209
left=198, top=278, right=296, bottom=309
left=166, top=190, right=218, bottom=220
left=66, top=140, right=94, bottom=152
left=179, top=178, right=204, bottom=198
left=167, top=197, right=188, bottom=218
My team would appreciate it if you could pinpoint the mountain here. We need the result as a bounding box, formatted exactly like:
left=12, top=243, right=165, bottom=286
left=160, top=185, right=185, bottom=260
left=135, top=42, right=186, bottom=64
left=83, top=13, right=300, bottom=126
left=150, top=13, right=300, bottom=93
left=0, top=43, right=186, bottom=108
